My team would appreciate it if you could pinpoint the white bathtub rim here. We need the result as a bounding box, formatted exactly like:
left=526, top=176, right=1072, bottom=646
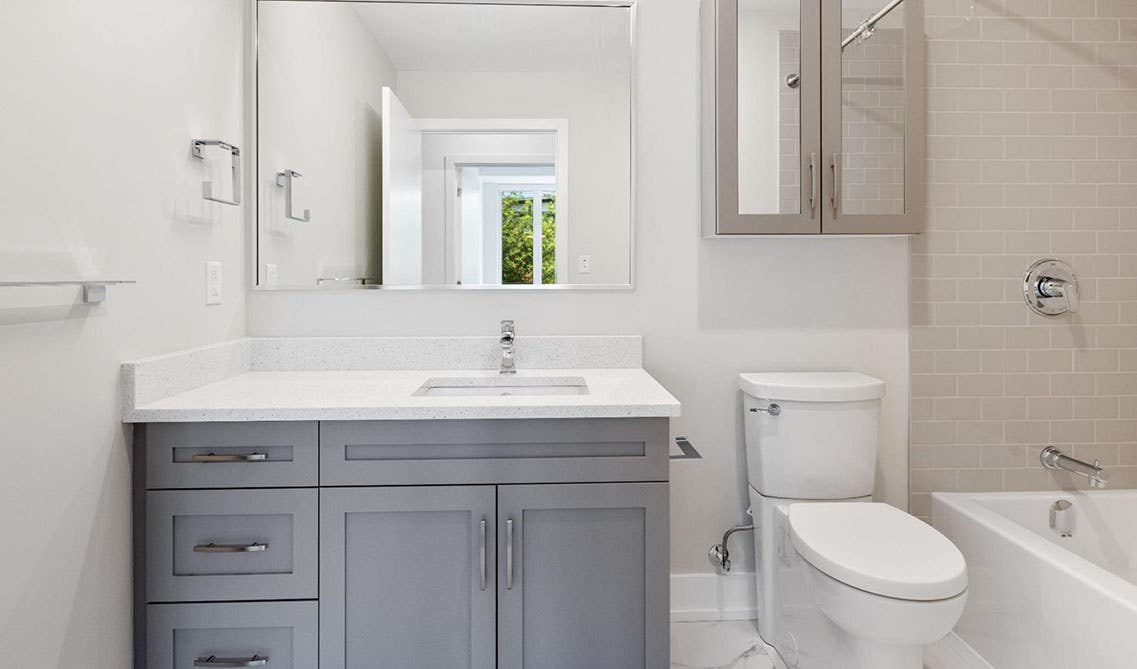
left=933, top=490, right=1137, bottom=615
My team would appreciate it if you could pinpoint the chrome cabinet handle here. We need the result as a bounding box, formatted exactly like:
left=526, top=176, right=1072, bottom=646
left=479, top=519, right=487, bottom=591
left=809, top=152, right=818, bottom=215
left=830, top=153, right=840, bottom=216
left=194, top=655, right=268, bottom=667
left=192, top=452, right=268, bottom=463
left=191, top=139, right=242, bottom=207
left=506, top=518, right=514, bottom=590
left=192, top=542, right=268, bottom=553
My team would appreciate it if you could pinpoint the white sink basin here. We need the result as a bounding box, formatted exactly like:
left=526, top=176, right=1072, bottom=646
left=414, top=375, right=589, bottom=397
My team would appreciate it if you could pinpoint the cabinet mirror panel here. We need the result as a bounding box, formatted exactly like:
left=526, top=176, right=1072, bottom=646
left=839, top=0, right=906, bottom=216
left=736, top=0, right=802, bottom=216
left=255, top=1, right=633, bottom=290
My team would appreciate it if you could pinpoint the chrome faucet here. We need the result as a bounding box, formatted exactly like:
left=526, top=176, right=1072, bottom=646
left=499, top=320, right=516, bottom=374
left=1041, top=446, right=1108, bottom=488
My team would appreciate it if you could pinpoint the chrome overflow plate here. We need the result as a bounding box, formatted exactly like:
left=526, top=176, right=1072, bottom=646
left=1023, top=258, right=1078, bottom=316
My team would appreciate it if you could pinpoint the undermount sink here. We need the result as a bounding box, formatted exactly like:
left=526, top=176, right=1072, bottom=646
left=414, top=375, right=589, bottom=397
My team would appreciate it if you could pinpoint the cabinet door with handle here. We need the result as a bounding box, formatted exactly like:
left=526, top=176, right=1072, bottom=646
left=320, top=486, right=496, bottom=669
left=820, top=0, right=924, bottom=233
left=498, top=482, right=669, bottom=669
left=705, top=0, right=823, bottom=235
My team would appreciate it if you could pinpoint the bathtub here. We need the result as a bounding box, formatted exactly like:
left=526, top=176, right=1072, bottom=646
left=933, top=490, right=1137, bottom=669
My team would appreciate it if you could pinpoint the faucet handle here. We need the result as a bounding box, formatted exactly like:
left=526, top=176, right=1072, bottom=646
left=1062, top=278, right=1079, bottom=313
left=1024, top=259, right=1079, bottom=316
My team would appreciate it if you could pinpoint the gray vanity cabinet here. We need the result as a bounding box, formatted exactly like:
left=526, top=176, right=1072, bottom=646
left=136, top=418, right=670, bottom=668
left=319, top=486, right=497, bottom=669
left=497, top=483, right=670, bottom=669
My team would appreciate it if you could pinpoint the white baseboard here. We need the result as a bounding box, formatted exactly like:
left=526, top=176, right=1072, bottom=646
left=670, top=572, right=758, bottom=622
left=925, top=633, right=992, bottom=669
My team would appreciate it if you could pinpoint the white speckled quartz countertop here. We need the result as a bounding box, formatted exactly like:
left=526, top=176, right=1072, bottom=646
left=122, top=337, right=680, bottom=423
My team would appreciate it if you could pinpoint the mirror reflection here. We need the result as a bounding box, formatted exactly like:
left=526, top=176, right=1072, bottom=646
left=736, top=0, right=801, bottom=216
left=256, top=1, right=633, bottom=289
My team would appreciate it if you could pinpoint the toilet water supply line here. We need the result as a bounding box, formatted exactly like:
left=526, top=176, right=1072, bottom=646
left=709, top=521, right=754, bottom=573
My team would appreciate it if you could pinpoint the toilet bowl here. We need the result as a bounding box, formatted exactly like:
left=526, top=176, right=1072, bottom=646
left=740, top=372, right=968, bottom=669
left=790, top=503, right=967, bottom=667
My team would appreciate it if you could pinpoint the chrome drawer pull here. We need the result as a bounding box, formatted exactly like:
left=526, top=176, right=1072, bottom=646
left=192, top=542, right=268, bottom=553
left=192, top=452, right=268, bottom=463
left=194, top=655, right=268, bottom=667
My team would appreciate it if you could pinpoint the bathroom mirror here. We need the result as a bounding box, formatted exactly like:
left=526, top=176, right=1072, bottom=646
left=254, top=0, right=634, bottom=290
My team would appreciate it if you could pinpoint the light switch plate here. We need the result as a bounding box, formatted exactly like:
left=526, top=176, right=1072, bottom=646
left=578, top=255, right=593, bottom=275
left=205, top=261, right=223, bottom=305
left=265, top=263, right=278, bottom=290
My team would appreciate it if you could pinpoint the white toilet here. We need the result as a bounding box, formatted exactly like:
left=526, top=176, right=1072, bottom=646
left=740, top=372, right=967, bottom=669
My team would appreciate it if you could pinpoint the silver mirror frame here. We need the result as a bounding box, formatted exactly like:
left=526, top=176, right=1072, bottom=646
left=245, top=0, right=638, bottom=292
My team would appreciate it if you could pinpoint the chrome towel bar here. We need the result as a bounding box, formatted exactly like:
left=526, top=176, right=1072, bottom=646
left=276, top=169, right=311, bottom=222
left=192, top=139, right=241, bottom=207
left=0, top=279, right=136, bottom=304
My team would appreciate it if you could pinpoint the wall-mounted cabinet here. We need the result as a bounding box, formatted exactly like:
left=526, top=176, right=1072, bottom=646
left=701, top=0, right=924, bottom=236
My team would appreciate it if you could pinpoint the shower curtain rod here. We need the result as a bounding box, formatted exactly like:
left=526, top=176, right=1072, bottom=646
left=841, top=0, right=904, bottom=50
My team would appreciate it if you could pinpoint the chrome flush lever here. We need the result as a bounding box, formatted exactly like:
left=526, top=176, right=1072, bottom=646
left=749, top=403, right=781, bottom=416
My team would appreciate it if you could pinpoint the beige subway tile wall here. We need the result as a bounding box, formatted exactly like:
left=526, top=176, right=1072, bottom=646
left=912, top=0, right=1137, bottom=518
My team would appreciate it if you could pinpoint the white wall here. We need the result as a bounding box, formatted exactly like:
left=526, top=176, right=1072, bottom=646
left=397, top=70, right=631, bottom=285
left=249, top=0, right=910, bottom=576
left=0, top=5, right=910, bottom=666
left=0, top=1, right=246, bottom=665
left=258, top=2, right=395, bottom=288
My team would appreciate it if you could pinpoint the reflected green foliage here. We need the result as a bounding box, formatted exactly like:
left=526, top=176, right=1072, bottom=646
left=501, top=193, right=556, bottom=285
left=541, top=198, right=556, bottom=284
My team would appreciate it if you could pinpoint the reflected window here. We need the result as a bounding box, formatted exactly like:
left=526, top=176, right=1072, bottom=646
left=454, top=164, right=557, bottom=286
left=501, top=191, right=556, bottom=285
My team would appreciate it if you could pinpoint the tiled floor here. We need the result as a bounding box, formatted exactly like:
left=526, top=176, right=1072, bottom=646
left=670, top=620, right=774, bottom=669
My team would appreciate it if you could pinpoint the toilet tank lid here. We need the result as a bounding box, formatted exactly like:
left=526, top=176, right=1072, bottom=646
left=789, top=503, right=967, bottom=601
left=739, top=372, right=885, bottom=402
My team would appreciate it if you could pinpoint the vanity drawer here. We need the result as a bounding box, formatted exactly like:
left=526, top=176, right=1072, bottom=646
left=146, top=601, right=317, bottom=669
left=143, top=422, right=318, bottom=489
left=146, top=489, right=317, bottom=602
left=320, top=418, right=670, bottom=486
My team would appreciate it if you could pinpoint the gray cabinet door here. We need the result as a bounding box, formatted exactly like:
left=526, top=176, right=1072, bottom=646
left=320, top=486, right=496, bottom=669
left=704, top=0, right=824, bottom=235
left=498, top=482, right=669, bottom=669
left=820, top=0, right=925, bottom=234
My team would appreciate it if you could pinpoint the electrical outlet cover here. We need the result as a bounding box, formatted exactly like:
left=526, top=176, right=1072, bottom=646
left=206, top=261, right=223, bottom=305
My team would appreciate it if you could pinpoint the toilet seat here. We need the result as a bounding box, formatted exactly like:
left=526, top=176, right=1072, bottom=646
left=789, top=503, right=967, bottom=601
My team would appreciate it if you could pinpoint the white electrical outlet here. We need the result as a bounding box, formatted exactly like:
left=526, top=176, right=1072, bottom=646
left=265, top=263, right=278, bottom=289
left=206, top=261, right=223, bottom=305
left=578, top=255, right=593, bottom=275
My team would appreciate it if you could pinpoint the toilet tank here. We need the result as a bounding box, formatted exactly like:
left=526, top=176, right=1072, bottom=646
left=740, top=372, right=884, bottom=500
